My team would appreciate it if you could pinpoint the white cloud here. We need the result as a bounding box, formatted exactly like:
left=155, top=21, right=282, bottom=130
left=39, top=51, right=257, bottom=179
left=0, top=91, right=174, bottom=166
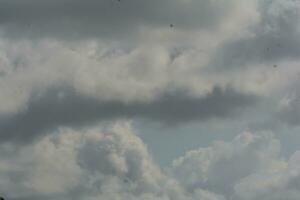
left=2, top=121, right=300, bottom=200
left=0, top=121, right=184, bottom=200
left=169, top=130, right=300, bottom=200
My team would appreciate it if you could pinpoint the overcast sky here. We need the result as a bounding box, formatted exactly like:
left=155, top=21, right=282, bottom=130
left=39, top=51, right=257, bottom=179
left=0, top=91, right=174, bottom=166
left=1, top=0, right=300, bottom=200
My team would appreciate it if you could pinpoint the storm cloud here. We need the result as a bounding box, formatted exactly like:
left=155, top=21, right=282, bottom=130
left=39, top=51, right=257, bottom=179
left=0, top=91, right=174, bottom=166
left=0, top=0, right=242, bottom=39
left=0, top=86, right=257, bottom=144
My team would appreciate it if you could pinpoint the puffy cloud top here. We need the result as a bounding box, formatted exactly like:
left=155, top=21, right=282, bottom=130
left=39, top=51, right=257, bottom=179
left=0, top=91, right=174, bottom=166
left=2, top=122, right=300, bottom=200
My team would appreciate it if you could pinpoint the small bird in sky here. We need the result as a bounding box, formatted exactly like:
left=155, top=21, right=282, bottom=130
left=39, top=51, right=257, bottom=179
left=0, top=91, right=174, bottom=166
left=170, top=24, right=174, bottom=28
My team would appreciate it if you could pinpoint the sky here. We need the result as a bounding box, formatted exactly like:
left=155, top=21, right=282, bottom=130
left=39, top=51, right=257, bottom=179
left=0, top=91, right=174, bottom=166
left=1, top=0, right=300, bottom=199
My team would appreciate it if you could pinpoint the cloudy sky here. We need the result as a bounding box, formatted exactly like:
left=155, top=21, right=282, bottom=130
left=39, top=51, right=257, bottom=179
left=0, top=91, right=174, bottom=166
left=1, top=0, right=300, bottom=199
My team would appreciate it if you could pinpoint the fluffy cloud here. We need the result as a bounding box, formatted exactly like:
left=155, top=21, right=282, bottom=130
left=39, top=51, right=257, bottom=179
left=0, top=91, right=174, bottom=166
left=233, top=151, right=300, bottom=200
left=1, top=1, right=300, bottom=199
left=170, top=130, right=300, bottom=200
left=0, top=121, right=184, bottom=200
left=170, top=131, right=283, bottom=199
left=2, top=122, right=300, bottom=200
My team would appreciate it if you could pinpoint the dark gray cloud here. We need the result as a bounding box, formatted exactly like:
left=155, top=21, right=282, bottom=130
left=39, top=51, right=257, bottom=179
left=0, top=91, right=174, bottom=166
left=0, top=0, right=236, bottom=39
left=0, top=86, right=257, bottom=143
left=209, top=0, right=300, bottom=70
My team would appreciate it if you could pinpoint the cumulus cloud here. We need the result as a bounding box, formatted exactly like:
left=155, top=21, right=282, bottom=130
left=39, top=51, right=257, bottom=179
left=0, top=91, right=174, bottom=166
left=1, top=1, right=300, bottom=199
left=170, top=131, right=283, bottom=199
left=0, top=122, right=184, bottom=200
left=168, top=129, right=300, bottom=200
left=233, top=151, right=300, bottom=200
left=2, top=122, right=300, bottom=200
